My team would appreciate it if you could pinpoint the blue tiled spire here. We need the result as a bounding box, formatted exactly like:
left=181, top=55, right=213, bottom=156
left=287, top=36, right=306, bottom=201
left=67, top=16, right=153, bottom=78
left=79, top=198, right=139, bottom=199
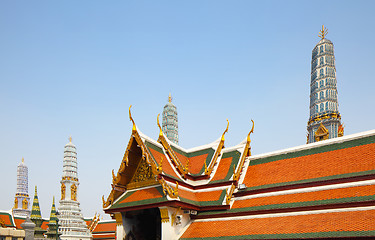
left=162, top=93, right=179, bottom=144
left=307, top=26, right=343, bottom=143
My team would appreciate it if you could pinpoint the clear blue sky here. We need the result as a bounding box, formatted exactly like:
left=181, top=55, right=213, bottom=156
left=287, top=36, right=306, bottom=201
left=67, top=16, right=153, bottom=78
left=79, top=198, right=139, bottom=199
left=1, top=1, right=374, bottom=219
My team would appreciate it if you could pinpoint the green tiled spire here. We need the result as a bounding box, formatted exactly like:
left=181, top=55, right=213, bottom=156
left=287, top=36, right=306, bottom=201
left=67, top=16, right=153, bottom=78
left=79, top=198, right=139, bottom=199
left=30, top=186, right=42, bottom=221
left=46, top=196, right=60, bottom=240
left=30, top=186, right=46, bottom=238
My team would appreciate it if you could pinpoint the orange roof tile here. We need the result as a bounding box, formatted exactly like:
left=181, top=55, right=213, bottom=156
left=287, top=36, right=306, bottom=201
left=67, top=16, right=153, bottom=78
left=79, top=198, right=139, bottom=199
left=148, top=147, right=179, bottom=179
left=174, top=151, right=189, bottom=166
left=0, top=213, right=14, bottom=227
left=233, top=184, right=375, bottom=209
left=210, top=157, right=233, bottom=182
left=188, top=153, right=208, bottom=175
left=93, top=222, right=116, bottom=233
left=13, top=217, right=23, bottom=229
left=181, top=209, right=375, bottom=239
left=119, top=187, right=164, bottom=204
left=243, top=143, right=375, bottom=188
left=178, top=188, right=224, bottom=204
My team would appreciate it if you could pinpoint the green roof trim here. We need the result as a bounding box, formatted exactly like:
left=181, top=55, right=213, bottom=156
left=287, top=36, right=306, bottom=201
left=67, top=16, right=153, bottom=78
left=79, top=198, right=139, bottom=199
left=250, top=134, right=375, bottom=166
left=109, top=186, right=167, bottom=210
left=197, top=195, right=375, bottom=216
left=243, top=169, right=375, bottom=192
left=180, top=230, right=375, bottom=240
left=209, top=150, right=241, bottom=184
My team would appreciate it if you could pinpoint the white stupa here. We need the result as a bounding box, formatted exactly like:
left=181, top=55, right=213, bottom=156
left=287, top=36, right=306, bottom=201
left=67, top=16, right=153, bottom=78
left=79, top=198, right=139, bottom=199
left=13, top=157, right=31, bottom=217
left=58, top=137, right=92, bottom=240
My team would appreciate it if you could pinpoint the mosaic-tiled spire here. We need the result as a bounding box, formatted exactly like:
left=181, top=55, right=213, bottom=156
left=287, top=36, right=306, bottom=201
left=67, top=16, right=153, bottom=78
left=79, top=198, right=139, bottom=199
left=46, top=197, right=60, bottom=240
left=30, top=186, right=46, bottom=239
left=13, top=157, right=31, bottom=217
left=162, top=93, right=179, bottom=144
left=58, top=137, right=92, bottom=240
left=307, top=26, right=343, bottom=143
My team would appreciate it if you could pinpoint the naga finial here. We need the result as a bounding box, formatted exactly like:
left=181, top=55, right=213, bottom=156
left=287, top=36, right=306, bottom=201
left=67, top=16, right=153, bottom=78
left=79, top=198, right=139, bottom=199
left=129, top=105, right=136, bottom=132
left=221, top=119, right=229, bottom=141
left=157, top=113, right=163, bottom=137
left=318, top=25, right=328, bottom=39
left=247, top=120, right=255, bottom=142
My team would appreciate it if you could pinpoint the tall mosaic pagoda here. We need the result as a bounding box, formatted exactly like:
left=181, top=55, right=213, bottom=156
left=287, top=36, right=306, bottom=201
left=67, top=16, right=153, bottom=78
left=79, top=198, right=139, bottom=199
left=162, top=93, right=179, bottom=145
left=12, top=157, right=31, bottom=218
left=307, top=25, right=343, bottom=143
left=58, top=137, right=92, bottom=240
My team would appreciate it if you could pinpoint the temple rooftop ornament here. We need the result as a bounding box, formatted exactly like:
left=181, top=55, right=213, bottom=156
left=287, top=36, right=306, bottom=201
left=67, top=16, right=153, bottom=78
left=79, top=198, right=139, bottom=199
left=318, top=25, right=328, bottom=39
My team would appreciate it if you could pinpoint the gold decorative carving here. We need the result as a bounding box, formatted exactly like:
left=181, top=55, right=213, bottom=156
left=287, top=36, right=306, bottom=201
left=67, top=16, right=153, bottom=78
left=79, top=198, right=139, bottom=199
left=226, top=183, right=236, bottom=205
left=130, top=158, right=154, bottom=184
left=171, top=207, right=181, bottom=226
left=233, top=120, right=254, bottom=181
left=205, top=119, right=229, bottom=176
left=22, top=199, right=28, bottom=209
left=315, top=123, right=329, bottom=142
left=157, top=113, right=163, bottom=137
left=114, top=213, right=123, bottom=226
left=14, top=198, right=18, bottom=209
left=159, top=178, right=178, bottom=199
left=61, top=183, right=66, bottom=200
left=0, top=218, right=6, bottom=228
left=129, top=105, right=136, bottom=132
left=318, top=25, right=328, bottom=39
left=112, top=169, right=119, bottom=185
left=338, top=124, right=344, bottom=137
left=71, top=184, right=77, bottom=201
left=160, top=208, right=169, bottom=223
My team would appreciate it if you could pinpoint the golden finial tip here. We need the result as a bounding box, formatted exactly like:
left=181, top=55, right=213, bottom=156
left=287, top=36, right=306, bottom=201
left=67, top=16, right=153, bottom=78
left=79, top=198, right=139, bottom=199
left=69, top=136, right=72, bottom=143
left=318, top=25, right=328, bottom=39
left=22, top=157, right=24, bottom=163
left=168, top=93, right=172, bottom=103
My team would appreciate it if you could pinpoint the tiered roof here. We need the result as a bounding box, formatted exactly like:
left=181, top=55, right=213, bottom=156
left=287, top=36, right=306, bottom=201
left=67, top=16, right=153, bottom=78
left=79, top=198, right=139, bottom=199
left=102, top=106, right=375, bottom=239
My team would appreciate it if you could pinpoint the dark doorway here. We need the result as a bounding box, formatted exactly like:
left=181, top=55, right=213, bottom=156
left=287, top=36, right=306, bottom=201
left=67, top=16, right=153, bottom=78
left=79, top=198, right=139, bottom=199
left=126, top=208, right=161, bottom=240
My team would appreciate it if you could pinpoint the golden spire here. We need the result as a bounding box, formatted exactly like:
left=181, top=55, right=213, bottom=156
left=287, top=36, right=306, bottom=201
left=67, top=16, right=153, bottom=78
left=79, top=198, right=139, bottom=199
left=22, top=157, right=24, bottom=163
left=168, top=93, right=172, bottom=103
left=69, top=136, right=72, bottom=143
left=318, top=25, right=328, bottom=39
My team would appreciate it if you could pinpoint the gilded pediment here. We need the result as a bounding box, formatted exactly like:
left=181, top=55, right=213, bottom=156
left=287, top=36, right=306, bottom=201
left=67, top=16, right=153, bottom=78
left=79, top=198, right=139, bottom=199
left=127, top=157, right=157, bottom=190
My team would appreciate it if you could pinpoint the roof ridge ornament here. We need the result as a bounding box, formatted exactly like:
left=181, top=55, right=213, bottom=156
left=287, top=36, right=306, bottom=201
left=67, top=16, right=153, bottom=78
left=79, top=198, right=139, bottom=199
left=129, top=105, right=136, bottom=132
left=157, top=113, right=163, bottom=137
left=318, top=25, right=328, bottom=39
left=221, top=119, right=229, bottom=141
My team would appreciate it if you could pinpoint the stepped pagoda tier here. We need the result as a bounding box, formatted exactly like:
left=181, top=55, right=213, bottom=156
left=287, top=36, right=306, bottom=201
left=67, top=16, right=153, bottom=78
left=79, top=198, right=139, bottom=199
left=58, top=137, right=92, bottom=240
left=162, top=93, right=179, bottom=145
left=13, top=157, right=31, bottom=218
left=30, top=186, right=46, bottom=240
left=307, top=25, right=343, bottom=143
left=46, top=197, right=60, bottom=240
left=103, top=106, right=375, bottom=240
